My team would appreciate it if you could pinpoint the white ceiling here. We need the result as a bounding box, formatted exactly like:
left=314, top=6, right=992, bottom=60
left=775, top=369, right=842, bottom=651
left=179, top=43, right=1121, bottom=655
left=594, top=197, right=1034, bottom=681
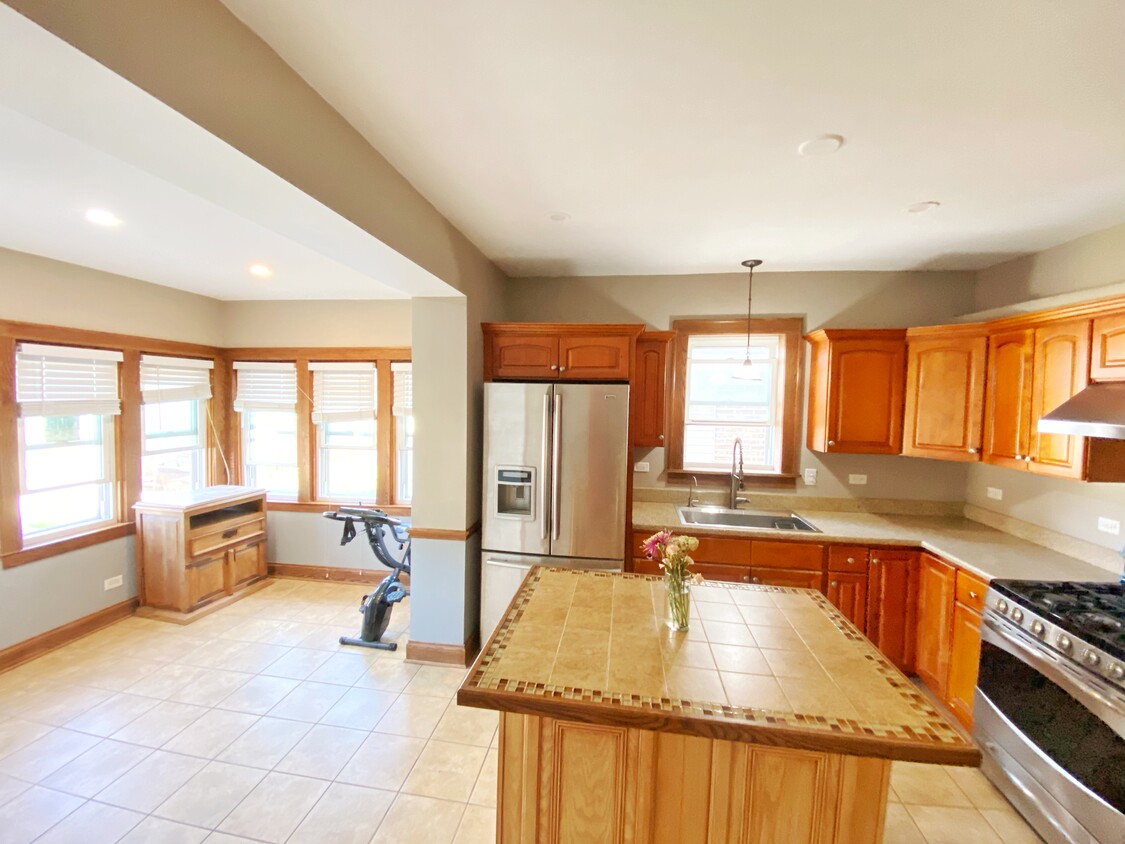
left=221, top=0, right=1125, bottom=277
left=0, top=5, right=453, bottom=300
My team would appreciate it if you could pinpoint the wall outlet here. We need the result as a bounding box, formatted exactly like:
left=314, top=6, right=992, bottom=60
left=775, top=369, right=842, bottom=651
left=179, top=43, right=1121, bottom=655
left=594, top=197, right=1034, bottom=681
left=633, top=461, right=651, bottom=473
left=803, top=468, right=818, bottom=486
left=848, top=474, right=867, bottom=486
left=103, top=575, right=123, bottom=591
left=986, top=486, right=1003, bottom=501
left=1098, top=517, right=1121, bottom=536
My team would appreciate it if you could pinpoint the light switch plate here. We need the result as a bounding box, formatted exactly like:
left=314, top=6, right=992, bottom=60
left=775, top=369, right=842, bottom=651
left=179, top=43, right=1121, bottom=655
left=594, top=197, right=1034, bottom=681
left=1098, top=517, right=1121, bottom=536
left=803, top=468, right=817, bottom=486
left=104, top=575, right=123, bottom=591
left=633, top=461, right=651, bottom=473
left=986, top=487, right=1003, bottom=501
left=848, top=474, right=867, bottom=486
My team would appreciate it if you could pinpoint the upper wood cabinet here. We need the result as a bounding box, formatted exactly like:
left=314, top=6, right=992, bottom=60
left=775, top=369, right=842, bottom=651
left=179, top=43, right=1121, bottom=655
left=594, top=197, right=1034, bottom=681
left=902, top=328, right=987, bottom=461
left=1029, top=319, right=1091, bottom=478
left=806, top=329, right=906, bottom=454
left=915, top=553, right=956, bottom=700
left=1092, top=312, right=1125, bottom=381
left=483, top=324, right=643, bottom=382
left=631, top=331, right=673, bottom=447
left=982, top=328, right=1035, bottom=469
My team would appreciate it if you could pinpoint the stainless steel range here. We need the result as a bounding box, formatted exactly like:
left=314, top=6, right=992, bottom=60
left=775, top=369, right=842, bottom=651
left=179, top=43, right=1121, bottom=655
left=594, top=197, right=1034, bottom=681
left=975, top=580, right=1125, bottom=844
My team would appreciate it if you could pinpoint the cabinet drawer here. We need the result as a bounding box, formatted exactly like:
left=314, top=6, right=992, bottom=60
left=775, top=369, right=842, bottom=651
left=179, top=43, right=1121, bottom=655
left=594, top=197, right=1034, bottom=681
left=692, top=536, right=753, bottom=566
left=749, top=568, right=824, bottom=591
left=828, top=545, right=869, bottom=572
left=190, top=516, right=265, bottom=559
left=955, top=570, right=989, bottom=613
left=185, top=556, right=225, bottom=608
left=752, top=541, right=824, bottom=571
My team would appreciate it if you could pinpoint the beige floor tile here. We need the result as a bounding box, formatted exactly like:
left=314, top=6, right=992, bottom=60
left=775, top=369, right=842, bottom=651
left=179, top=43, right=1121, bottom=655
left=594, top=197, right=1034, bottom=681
left=403, top=665, right=468, bottom=698
left=432, top=702, right=499, bottom=747
left=64, top=692, right=160, bottom=737
left=275, top=723, right=367, bottom=780
left=258, top=647, right=331, bottom=681
left=119, top=815, right=210, bottom=844
left=203, top=832, right=261, bottom=842
left=883, top=804, right=927, bottom=844
left=980, top=806, right=1045, bottom=844
left=905, top=805, right=1006, bottom=844
left=257, top=621, right=323, bottom=647
left=267, top=680, right=348, bottom=722
left=336, top=732, right=427, bottom=791
left=0, top=772, right=30, bottom=807
left=371, top=792, right=466, bottom=844
left=0, top=718, right=55, bottom=759
left=288, top=782, right=396, bottom=844
left=353, top=659, right=420, bottom=692
left=111, top=700, right=208, bottom=748
left=216, top=675, right=300, bottom=715
left=36, top=798, right=145, bottom=843
left=468, top=748, right=498, bottom=808
left=0, top=785, right=84, bottom=844
left=42, top=739, right=152, bottom=798
left=454, top=804, right=497, bottom=844
left=319, top=687, right=397, bottom=731
left=161, top=709, right=259, bottom=759
left=944, top=765, right=1011, bottom=810
left=216, top=716, right=312, bottom=770
left=0, top=726, right=100, bottom=782
left=123, top=663, right=210, bottom=700
left=75, top=655, right=164, bottom=692
left=154, top=760, right=267, bottom=828
left=96, top=750, right=208, bottom=813
left=168, top=669, right=253, bottom=707
left=218, top=771, right=328, bottom=843
left=295, top=625, right=357, bottom=651
left=402, top=739, right=488, bottom=802
left=13, top=683, right=112, bottom=727
left=374, top=692, right=449, bottom=738
left=891, top=761, right=975, bottom=807
left=307, top=652, right=374, bottom=686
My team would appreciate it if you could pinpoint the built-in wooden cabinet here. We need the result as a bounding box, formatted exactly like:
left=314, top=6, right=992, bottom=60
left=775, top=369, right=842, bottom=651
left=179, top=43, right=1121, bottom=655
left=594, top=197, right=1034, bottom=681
left=983, top=328, right=1035, bottom=469
left=827, top=573, right=868, bottom=633
left=806, top=329, right=906, bottom=454
left=902, top=328, right=987, bottom=461
left=1028, top=319, right=1091, bottom=478
left=914, top=554, right=956, bottom=700
left=483, top=323, right=642, bottom=381
left=866, top=549, right=918, bottom=675
left=135, top=486, right=267, bottom=618
left=631, top=331, right=673, bottom=447
left=1092, top=312, right=1125, bottom=380
left=750, top=568, right=823, bottom=590
left=946, top=603, right=984, bottom=728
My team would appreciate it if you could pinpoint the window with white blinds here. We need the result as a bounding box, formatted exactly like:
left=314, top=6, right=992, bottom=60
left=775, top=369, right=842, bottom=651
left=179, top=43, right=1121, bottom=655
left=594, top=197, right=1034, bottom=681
left=233, top=362, right=298, bottom=411
left=309, top=362, right=376, bottom=424
left=16, top=343, right=123, bottom=417
left=140, top=355, right=213, bottom=404
left=391, top=362, right=412, bottom=416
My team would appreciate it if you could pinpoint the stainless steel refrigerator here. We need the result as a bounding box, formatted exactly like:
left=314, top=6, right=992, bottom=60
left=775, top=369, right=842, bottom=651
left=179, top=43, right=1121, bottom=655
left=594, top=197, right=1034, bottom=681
left=480, top=381, right=629, bottom=638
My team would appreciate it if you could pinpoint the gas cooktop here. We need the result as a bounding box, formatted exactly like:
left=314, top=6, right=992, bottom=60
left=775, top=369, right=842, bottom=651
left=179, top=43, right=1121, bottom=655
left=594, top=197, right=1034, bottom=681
left=991, top=580, right=1125, bottom=662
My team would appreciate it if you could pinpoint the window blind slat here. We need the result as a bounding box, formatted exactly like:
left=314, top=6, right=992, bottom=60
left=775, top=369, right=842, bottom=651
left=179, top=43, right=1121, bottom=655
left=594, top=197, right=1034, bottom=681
left=140, top=355, right=214, bottom=404
left=311, top=364, right=376, bottom=424
left=16, top=344, right=122, bottom=417
left=391, top=362, right=412, bottom=416
left=233, top=362, right=297, bottom=411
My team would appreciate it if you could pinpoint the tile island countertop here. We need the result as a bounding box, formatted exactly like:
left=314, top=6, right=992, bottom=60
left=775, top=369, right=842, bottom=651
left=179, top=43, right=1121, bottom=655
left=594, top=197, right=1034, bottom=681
left=458, top=566, right=979, bottom=765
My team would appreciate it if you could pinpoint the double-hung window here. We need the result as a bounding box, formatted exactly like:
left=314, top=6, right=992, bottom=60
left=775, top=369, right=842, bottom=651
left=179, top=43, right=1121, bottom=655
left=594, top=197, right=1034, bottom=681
left=311, top=362, right=378, bottom=501
left=140, top=355, right=212, bottom=493
left=234, top=361, right=298, bottom=498
left=392, top=362, right=413, bottom=503
left=15, top=343, right=122, bottom=541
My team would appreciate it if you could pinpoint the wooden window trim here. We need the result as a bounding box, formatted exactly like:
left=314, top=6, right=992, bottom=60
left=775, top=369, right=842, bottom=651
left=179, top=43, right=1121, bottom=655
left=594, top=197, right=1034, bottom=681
left=2, top=523, right=135, bottom=570
left=666, top=317, right=804, bottom=487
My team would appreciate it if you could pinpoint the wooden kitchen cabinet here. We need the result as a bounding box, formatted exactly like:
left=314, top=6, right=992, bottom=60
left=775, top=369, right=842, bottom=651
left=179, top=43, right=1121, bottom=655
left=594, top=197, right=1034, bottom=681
left=866, top=549, right=919, bottom=674
left=483, top=323, right=643, bottom=382
left=1092, top=312, right=1125, bottom=380
left=915, top=554, right=956, bottom=699
left=750, top=568, right=823, bottom=591
left=631, top=332, right=673, bottom=447
left=946, top=602, right=983, bottom=729
left=983, top=328, right=1035, bottom=469
left=902, top=327, right=987, bottom=461
left=806, top=329, right=906, bottom=454
left=1028, top=319, right=1091, bottom=479
left=135, top=487, right=268, bottom=618
left=827, top=573, right=868, bottom=634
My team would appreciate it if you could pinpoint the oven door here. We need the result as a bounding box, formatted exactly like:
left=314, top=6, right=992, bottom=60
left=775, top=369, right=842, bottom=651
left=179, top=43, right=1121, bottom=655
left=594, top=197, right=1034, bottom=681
left=975, top=615, right=1125, bottom=844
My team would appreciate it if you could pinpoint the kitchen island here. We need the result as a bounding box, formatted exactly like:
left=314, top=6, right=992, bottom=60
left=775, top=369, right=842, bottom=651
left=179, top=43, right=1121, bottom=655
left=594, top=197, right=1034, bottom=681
left=458, top=567, right=979, bottom=844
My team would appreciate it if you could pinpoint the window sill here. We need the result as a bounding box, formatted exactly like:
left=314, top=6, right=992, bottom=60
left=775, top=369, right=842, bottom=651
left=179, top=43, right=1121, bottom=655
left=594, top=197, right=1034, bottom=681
left=665, top=470, right=798, bottom=491
left=2, top=522, right=136, bottom=570
left=266, top=500, right=411, bottom=517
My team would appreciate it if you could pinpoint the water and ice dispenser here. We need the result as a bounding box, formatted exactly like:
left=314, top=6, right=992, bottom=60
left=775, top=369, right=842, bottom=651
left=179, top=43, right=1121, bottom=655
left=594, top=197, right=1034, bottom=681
left=495, top=466, right=535, bottom=519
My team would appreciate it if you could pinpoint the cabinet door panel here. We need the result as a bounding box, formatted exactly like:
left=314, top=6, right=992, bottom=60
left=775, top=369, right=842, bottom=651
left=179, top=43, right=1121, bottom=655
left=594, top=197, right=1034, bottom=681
left=866, top=550, right=918, bottom=674
left=749, top=568, right=823, bottom=592
left=946, top=603, right=983, bottom=729
left=915, top=554, right=956, bottom=699
left=983, top=329, right=1034, bottom=469
left=558, top=335, right=631, bottom=380
left=229, top=541, right=265, bottom=587
left=1092, top=312, right=1125, bottom=381
left=491, top=334, right=559, bottom=380
left=1030, top=319, right=1090, bottom=478
left=827, top=573, right=868, bottom=634
left=185, top=556, right=225, bottom=611
left=828, top=341, right=905, bottom=453
left=632, top=335, right=670, bottom=447
left=903, top=335, right=986, bottom=460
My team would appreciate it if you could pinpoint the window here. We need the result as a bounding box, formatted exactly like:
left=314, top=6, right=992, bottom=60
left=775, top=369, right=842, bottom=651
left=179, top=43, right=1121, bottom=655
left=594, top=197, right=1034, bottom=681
left=15, top=343, right=122, bottom=541
left=311, top=362, right=378, bottom=501
left=392, top=362, right=413, bottom=503
left=140, top=355, right=213, bottom=493
left=668, top=318, right=803, bottom=480
left=234, top=362, right=298, bottom=497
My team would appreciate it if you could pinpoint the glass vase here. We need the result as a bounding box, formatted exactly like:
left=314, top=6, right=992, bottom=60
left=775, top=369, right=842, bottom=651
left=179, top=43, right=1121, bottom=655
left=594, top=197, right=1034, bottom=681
left=664, top=571, right=691, bottom=631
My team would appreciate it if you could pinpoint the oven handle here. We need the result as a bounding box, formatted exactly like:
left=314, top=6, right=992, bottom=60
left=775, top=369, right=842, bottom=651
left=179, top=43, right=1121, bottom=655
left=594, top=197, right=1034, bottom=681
left=981, top=616, right=1125, bottom=733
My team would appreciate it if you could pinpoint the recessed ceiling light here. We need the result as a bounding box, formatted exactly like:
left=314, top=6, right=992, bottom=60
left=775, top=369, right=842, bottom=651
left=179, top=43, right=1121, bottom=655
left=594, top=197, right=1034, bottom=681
left=906, top=201, right=941, bottom=214
left=548, top=212, right=570, bottom=222
left=797, top=134, right=845, bottom=156
left=248, top=264, right=273, bottom=278
left=85, top=208, right=122, bottom=227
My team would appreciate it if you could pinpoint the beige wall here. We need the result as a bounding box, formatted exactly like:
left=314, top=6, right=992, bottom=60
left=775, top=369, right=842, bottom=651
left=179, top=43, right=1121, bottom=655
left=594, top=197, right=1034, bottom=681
left=506, top=270, right=978, bottom=501
left=221, top=299, right=411, bottom=348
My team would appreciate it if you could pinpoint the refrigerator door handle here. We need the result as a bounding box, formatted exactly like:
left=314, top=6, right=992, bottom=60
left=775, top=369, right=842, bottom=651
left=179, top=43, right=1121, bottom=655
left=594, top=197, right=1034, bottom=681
left=541, top=393, right=551, bottom=541
left=552, top=392, right=562, bottom=541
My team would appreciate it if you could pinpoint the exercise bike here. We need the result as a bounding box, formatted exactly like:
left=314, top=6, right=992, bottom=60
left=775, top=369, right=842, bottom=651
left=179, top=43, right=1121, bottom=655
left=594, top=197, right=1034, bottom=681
left=323, top=507, right=411, bottom=651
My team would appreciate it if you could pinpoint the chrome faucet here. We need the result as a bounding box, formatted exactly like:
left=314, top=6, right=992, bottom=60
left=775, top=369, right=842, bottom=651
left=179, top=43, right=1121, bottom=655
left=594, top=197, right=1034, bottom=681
left=730, top=438, right=750, bottom=509
left=687, top=475, right=700, bottom=508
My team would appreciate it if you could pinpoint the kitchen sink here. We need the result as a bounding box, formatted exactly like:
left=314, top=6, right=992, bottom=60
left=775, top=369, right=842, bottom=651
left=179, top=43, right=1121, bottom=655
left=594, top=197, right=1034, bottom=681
left=675, top=505, right=820, bottom=533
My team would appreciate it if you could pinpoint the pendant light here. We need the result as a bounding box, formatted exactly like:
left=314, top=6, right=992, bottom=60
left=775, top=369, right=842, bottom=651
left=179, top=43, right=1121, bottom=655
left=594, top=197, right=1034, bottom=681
left=732, top=259, right=763, bottom=381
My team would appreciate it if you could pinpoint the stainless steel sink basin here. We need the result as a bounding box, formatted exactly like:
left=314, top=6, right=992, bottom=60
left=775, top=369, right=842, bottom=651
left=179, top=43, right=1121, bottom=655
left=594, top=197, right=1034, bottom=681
left=675, top=505, right=820, bottom=533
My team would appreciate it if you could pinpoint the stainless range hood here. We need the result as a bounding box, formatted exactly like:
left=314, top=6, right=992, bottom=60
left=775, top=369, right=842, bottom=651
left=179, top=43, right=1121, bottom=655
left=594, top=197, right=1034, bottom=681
left=1037, top=382, right=1125, bottom=439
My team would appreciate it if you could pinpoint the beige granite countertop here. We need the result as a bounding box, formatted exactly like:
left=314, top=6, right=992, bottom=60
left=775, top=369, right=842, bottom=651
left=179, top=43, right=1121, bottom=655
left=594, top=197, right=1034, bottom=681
left=633, top=502, right=1121, bottom=584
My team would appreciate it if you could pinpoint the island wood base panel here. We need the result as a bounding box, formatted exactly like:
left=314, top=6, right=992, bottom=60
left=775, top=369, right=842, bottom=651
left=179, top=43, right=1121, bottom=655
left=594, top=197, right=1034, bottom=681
left=498, top=711, right=890, bottom=844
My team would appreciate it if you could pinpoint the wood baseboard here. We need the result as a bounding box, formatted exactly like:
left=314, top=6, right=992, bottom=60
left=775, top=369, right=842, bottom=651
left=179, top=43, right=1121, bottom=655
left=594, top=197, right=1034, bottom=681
left=407, top=629, right=480, bottom=668
left=135, top=578, right=273, bottom=625
left=268, top=562, right=407, bottom=587
left=0, top=597, right=138, bottom=673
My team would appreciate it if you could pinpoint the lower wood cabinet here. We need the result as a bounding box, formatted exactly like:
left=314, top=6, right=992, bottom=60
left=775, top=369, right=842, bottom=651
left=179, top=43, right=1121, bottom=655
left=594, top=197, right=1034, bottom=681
left=866, top=550, right=919, bottom=675
left=946, top=602, right=983, bottom=728
left=827, top=573, right=868, bottom=634
left=915, top=554, right=956, bottom=699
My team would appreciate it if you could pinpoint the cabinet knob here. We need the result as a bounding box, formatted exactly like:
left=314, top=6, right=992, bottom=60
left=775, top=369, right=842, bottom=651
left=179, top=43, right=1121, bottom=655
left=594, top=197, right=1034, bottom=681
left=752, top=577, right=761, bottom=584
left=742, top=575, right=750, bottom=583
left=658, top=434, right=664, bottom=441
left=828, top=440, right=836, bottom=446
left=549, top=364, right=558, bottom=370
left=872, top=558, right=880, bottom=565
left=1014, top=454, right=1023, bottom=460
left=967, top=448, right=978, bottom=454
left=831, top=580, right=839, bottom=587
left=559, top=366, right=567, bottom=372
left=969, top=591, right=978, bottom=599
left=1024, top=455, right=1033, bottom=463
left=846, top=557, right=855, bottom=564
